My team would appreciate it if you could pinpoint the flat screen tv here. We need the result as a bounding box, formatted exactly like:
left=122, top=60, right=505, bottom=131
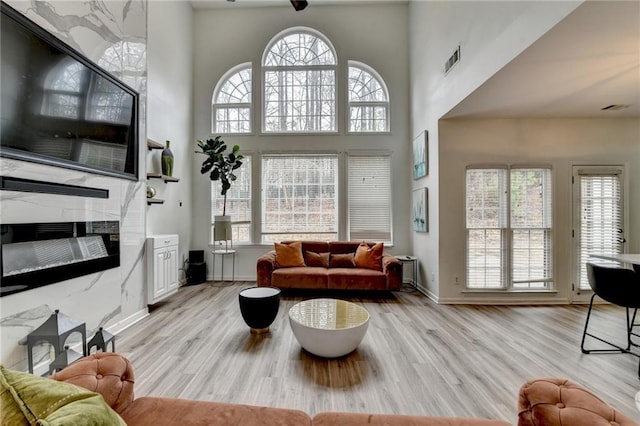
left=0, top=1, right=139, bottom=180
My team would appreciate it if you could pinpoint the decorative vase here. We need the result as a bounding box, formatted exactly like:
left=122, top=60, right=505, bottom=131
left=161, top=140, right=174, bottom=176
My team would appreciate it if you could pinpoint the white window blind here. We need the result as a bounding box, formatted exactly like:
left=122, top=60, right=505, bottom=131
left=578, top=172, right=623, bottom=289
left=466, top=168, right=508, bottom=289
left=510, top=168, right=552, bottom=289
left=347, top=155, right=392, bottom=242
left=211, top=156, right=252, bottom=243
left=261, top=155, right=338, bottom=242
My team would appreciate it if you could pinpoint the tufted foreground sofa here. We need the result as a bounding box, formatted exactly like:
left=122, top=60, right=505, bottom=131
left=257, top=241, right=403, bottom=291
left=49, top=353, right=638, bottom=426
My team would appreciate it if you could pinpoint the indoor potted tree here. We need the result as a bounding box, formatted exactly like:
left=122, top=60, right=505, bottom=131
left=195, top=136, right=244, bottom=245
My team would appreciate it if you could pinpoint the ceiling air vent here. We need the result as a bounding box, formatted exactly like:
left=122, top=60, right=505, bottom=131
left=601, top=104, right=630, bottom=111
left=444, top=45, right=461, bottom=74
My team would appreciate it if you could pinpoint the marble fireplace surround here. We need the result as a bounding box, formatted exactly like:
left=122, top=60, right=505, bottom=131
left=0, top=0, right=149, bottom=373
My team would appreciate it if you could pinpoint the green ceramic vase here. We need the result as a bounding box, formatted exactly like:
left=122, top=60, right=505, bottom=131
left=161, top=140, right=174, bottom=176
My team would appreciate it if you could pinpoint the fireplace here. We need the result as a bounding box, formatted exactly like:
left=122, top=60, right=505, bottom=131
left=0, top=221, right=120, bottom=297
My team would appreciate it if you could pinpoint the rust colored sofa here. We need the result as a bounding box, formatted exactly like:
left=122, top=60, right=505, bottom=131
left=50, top=353, right=638, bottom=426
left=257, top=241, right=403, bottom=291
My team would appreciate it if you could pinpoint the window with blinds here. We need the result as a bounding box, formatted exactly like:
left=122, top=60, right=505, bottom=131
left=510, top=168, right=553, bottom=289
left=466, top=166, right=553, bottom=290
left=466, top=168, right=508, bottom=289
left=347, top=155, right=392, bottom=242
left=577, top=171, right=623, bottom=290
left=211, top=156, right=252, bottom=243
left=261, top=155, right=338, bottom=243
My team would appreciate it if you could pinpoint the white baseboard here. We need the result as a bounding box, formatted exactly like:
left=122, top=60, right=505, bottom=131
left=106, top=308, right=150, bottom=336
left=434, top=297, right=571, bottom=305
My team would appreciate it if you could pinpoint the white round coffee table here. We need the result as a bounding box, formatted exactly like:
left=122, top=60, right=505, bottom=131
left=288, top=298, right=369, bottom=358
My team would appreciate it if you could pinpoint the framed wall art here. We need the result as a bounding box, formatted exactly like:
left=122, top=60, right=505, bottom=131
left=412, top=188, right=428, bottom=232
left=412, top=130, right=428, bottom=180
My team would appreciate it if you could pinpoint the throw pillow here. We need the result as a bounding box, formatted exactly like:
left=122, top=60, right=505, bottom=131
left=305, top=251, right=330, bottom=268
left=274, top=242, right=306, bottom=268
left=329, top=253, right=356, bottom=268
left=0, top=364, right=126, bottom=425
left=354, top=241, right=384, bottom=271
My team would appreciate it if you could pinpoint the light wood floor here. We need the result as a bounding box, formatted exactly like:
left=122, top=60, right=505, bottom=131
left=116, top=282, right=640, bottom=422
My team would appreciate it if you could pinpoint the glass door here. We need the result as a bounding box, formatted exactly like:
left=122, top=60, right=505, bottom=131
left=571, top=165, right=626, bottom=301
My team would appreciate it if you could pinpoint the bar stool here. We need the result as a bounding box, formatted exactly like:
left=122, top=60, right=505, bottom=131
left=581, top=262, right=640, bottom=377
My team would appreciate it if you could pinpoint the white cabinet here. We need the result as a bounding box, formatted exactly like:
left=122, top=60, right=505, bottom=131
left=147, top=234, right=179, bottom=304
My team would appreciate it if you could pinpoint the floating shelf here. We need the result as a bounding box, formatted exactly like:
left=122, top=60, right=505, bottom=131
left=147, top=172, right=180, bottom=183
left=147, top=198, right=165, bottom=205
left=147, top=139, right=164, bottom=150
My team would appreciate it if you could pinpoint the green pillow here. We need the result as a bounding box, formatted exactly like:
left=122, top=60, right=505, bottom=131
left=0, top=364, right=126, bottom=425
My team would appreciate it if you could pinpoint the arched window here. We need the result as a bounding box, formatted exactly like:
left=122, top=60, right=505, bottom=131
left=42, top=60, right=85, bottom=119
left=347, top=61, right=389, bottom=132
left=98, top=41, right=146, bottom=91
left=212, top=63, right=252, bottom=134
left=262, top=28, right=336, bottom=133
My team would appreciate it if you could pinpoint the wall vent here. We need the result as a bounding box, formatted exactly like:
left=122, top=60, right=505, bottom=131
left=444, top=45, right=461, bottom=74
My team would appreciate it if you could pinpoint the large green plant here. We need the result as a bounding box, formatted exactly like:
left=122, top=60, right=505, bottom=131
left=196, top=136, right=244, bottom=216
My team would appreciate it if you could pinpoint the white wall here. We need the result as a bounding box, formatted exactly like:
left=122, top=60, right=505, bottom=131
left=409, top=1, right=582, bottom=299
left=0, top=0, right=148, bottom=371
left=146, top=1, right=194, bottom=273
left=438, top=118, right=640, bottom=303
left=191, top=4, right=411, bottom=279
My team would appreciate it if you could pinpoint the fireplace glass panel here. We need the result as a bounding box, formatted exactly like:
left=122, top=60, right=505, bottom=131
left=0, top=221, right=119, bottom=297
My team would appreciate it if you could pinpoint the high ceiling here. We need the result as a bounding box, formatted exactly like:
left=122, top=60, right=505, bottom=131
left=189, top=0, right=639, bottom=119
left=445, top=1, right=640, bottom=118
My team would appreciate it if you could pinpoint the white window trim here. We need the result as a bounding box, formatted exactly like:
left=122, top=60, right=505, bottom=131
left=346, top=60, right=390, bottom=134
left=261, top=27, right=338, bottom=134
left=465, top=164, right=554, bottom=292
left=212, top=62, right=253, bottom=135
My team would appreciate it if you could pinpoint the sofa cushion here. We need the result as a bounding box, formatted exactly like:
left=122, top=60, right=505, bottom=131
left=330, top=253, right=355, bottom=268
left=299, top=241, right=330, bottom=254
left=305, top=251, right=330, bottom=268
left=354, top=241, right=383, bottom=271
left=328, top=268, right=387, bottom=290
left=272, top=267, right=329, bottom=288
left=0, top=364, right=126, bottom=425
left=121, top=396, right=312, bottom=426
left=328, top=241, right=361, bottom=254
left=274, top=242, right=306, bottom=268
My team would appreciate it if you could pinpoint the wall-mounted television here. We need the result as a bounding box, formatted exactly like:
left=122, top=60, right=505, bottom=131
left=0, top=1, right=139, bottom=181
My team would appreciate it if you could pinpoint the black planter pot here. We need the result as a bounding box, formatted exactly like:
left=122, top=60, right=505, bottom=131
left=238, top=286, right=281, bottom=334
